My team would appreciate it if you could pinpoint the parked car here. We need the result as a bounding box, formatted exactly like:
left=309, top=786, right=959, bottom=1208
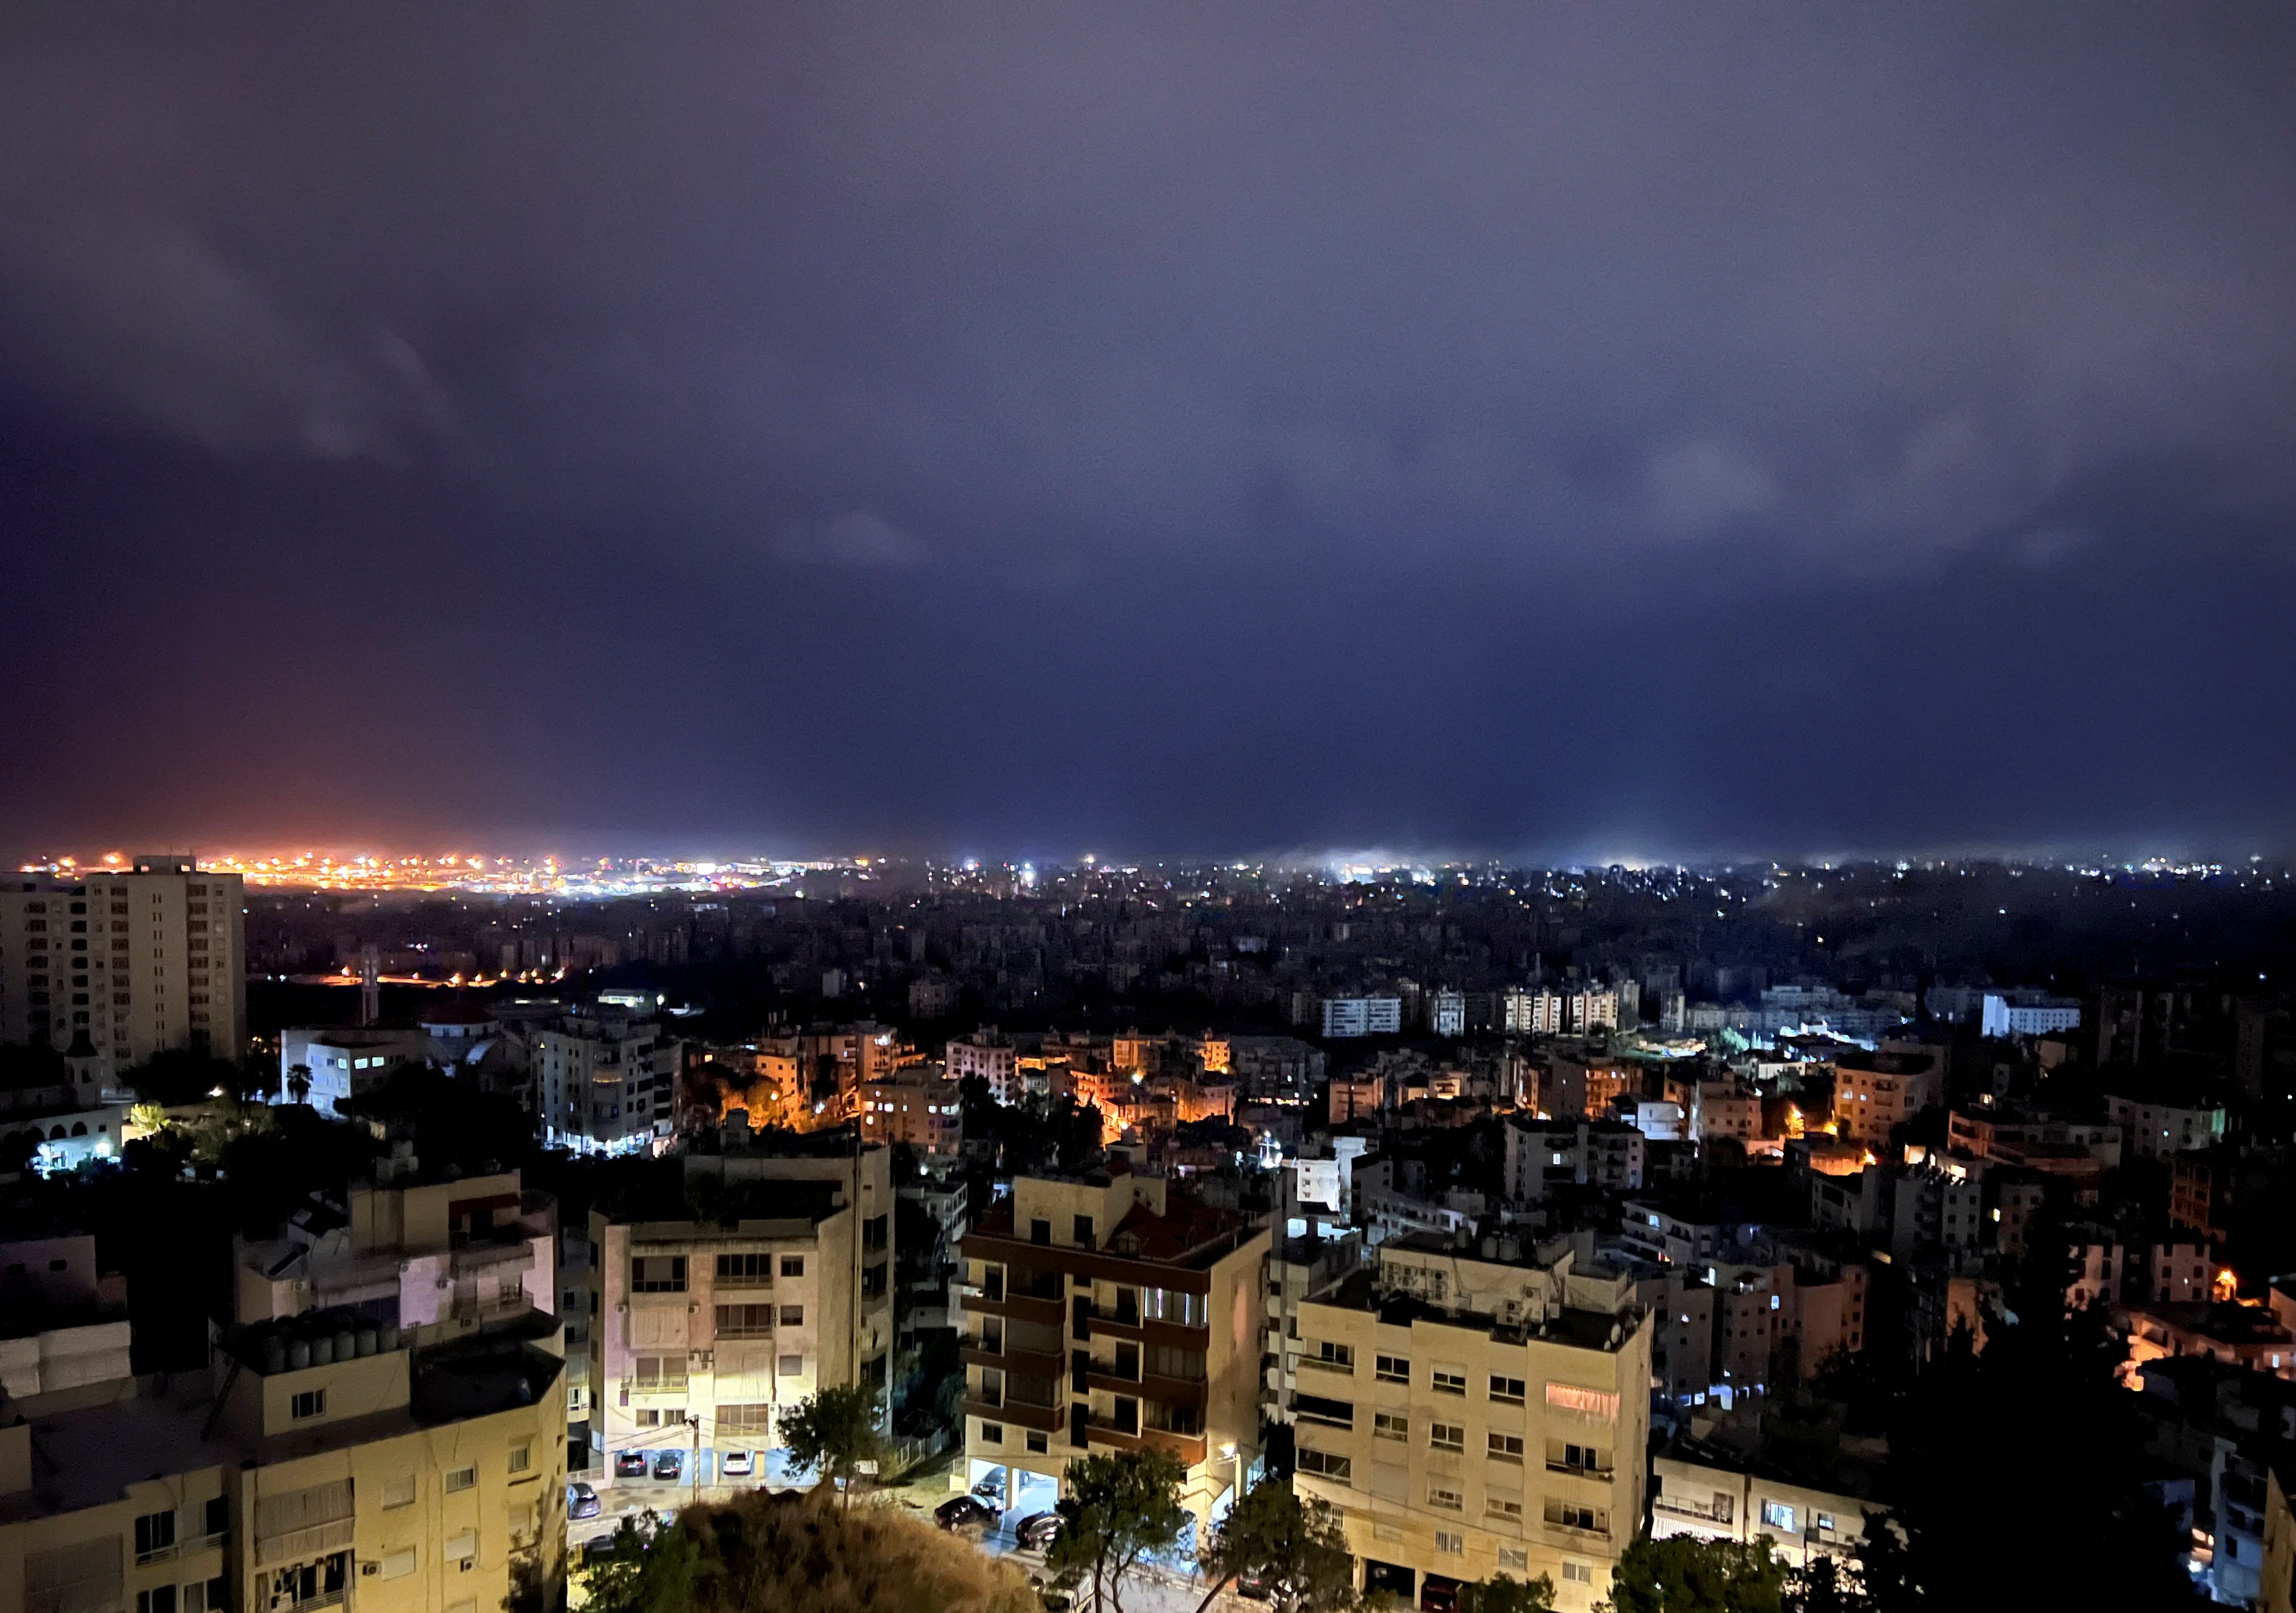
left=721, top=1451, right=754, bottom=1478
left=614, top=1452, right=648, bottom=1478
left=566, top=1481, right=601, bottom=1520
left=1419, top=1582, right=1459, bottom=1613
left=653, top=1451, right=683, bottom=1481
left=972, top=1470, right=1007, bottom=1500
left=1235, top=1573, right=1275, bottom=1602
left=934, top=1495, right=997, bottom=1533
left=1013, top=1512, right=1060, bottom=1550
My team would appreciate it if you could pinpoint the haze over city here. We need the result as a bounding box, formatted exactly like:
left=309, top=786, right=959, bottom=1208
left=6, top=6, right=2296, bottom=862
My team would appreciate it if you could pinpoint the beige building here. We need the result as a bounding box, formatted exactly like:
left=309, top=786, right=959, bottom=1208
left=1828, top=1050, right=1940, bottom=1147
left=958, top=1167, right=1269, bottom=1537
left=533, top=1010, right=680, bottom=1155
left=589, top=1138, right=894, bottom=1486
left=234, top=1159, right=559, bottom=1353
left=1651, top=1442, right=1884, bottom=1567
left=857, top=1064, right=962, bottom=1157
left=0, top=857, right=247, bottom=1072
left=1286, top=1233, right=1653, bottom=1612
left=1, top=1258, right=564, bottom=1613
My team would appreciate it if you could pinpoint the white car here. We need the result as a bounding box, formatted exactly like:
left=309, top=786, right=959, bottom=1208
left=722, top=1451, right=754, bottom=1478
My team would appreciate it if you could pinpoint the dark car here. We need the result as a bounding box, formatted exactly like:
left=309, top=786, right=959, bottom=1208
left=934, top=1495, right=997, bottom=1533
left=566, top=1480, right=601, bottom=1520
left=1013, top=1511, right=1060, bottom=1551
left=614, top=1452, right=648, bottom=1478
left=653, top=1451, right=683, bottom=1481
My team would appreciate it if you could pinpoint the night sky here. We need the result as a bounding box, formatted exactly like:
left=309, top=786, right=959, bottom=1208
left=4, top=7, right=2295, bottom=863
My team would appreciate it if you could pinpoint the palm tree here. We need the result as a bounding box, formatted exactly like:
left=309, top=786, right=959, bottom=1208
left=285, top=1064, right=312, bottom=1105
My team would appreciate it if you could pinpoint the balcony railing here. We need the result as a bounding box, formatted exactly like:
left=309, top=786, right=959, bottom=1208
left=963, top=1395, right=1064, bottom=1434
left=1549, top=1461, right=1613, bottom=1483
left=137, top=1528, right=227, bottom=1566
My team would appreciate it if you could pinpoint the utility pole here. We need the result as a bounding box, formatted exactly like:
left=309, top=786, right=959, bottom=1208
left=687, top=1413, right=701, bottom=1505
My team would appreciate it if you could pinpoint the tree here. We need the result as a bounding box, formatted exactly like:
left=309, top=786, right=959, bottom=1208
left=1046, top=1446, right=1188, bottom=1613
left=285, top=1063, right=313, bottom=1105
left=1861, top=1191, right=2190, bottom=1612
left=1603, top=1535, right=1788, bottom=1613
left=1778, top=1555, right=1870, bottom=1613
left=1460, top=1573, right=1556, bottom=1613
left=576, top=1486, right=1038, bottom=1613
left=576, top=1511, right=702, bottom=1613
left=1193, top=1479, right=1360, bottom=1613
left=779, top=1383, right=887, bottom=1505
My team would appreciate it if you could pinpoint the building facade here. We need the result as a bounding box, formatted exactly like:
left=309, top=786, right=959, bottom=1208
left=957, top=1168, right=1269, bottom=1538
left=1286, top=1235, right=1653, bottom=1612
left=0, top=857, right=247, bottom=1070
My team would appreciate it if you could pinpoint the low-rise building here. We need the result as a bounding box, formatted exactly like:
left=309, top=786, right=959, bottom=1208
left=1651, top=1440, right=1884, bottom=1566
left=957, top=1165, right=1269, bottom=1538
left=857, top=1063, right=962, bottom=1156
left=1285, top=1232, right=1653, bottom=1611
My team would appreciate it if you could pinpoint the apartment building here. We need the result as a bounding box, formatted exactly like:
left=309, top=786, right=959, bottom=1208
left=1504, top=1121, right=1645, bottom=1204
left=945, top=1029, right=1021, bottom=1105
left=956, top=1166, right=1269, bottom=1536
left=1286, top=1233, right=1654, bottom=1612
left=276, top=1029, right=431, bottom=1117
left=1322, top=998, right=1403, bottom=1040
left=1651, top=1441, right=1881, bottom=1566
left=857, top=1064, right=963, bottom=1156
left=2103, top=1091, right=2227, bottom=1163
left=1828, top=1050, right=1940, bottom=1148
left=1542, top=1055, right=1634, bottom=1123
left=533, top=1009, right=680, bottom=1154
left=590, top=1138, right=894, bottom=1484
left=0, top=1299, right=565, bottom=1613
left=233, top=1158, right=558, bottom=1351
left=0, top=857, right=247, bottom=1070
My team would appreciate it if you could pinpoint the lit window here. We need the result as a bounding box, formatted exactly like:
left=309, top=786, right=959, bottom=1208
left=1761, top=1500, right=1796, bottom=1531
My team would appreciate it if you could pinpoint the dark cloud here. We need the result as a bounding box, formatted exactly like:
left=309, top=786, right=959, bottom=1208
left=2, top=5, right=2294, bottom=859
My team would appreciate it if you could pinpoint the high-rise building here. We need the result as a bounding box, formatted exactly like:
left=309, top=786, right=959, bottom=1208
left=532, top=1008, right=680, bottom=1154
left=0, top=856, right=246, bottom=1070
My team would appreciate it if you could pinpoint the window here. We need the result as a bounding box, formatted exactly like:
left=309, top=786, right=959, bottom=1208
left=1373, top=1412, right=1409, bottom=1442
left=204, top=1497, right=228, bottom=1537
left=1815, top=1513, right=1836, bottom=1534
left=446, top=1467, right=478, bottom=1493
left=1027, top=1432, right=1049, bottom=1454
left=1428, top=1485, right=1463, bottom=1512
left=1544, top=1499, right=1606, bottom=1533
left=1307, top=1339, right=1355, bottom=1370
left=509, top=1443, right=531, bottom=1475
left=383, top=1473, right=416, bottom=1509
left=631, top=1256, right=687, bottom=1293
left=1030, top=1219, right=1052, bottom=1246
left=781, top=1255, right=805, bottom=1278
left=1074, top=1214, right=1095, bottom=1247
left=1486, top=1494, right=1523, bottom=1521
left=135, top=1509, right=177, bottom=1562
left=779, top=1305, right=805, bottom=1327
left=719, top=1403, right=773, bottom=1434
left=635, top=1409, right=663, bottom=1428
left=137, top=1590, right=176, bottom=1613
left=1563, top=1563, right=1594, bottom=1586
left=1761, top=1501, right=1796, bottom=1532
left=1434, top=1530, right=1465, bottom=1555
left=634, top=1355, right=688, bottom=1391
left=1487, top=1432, right=1525, bottom=1463
left=716, top=1304, right=775, bottom=1337
left=981, top=1422, right=1005, bottom=1445
left=778, top=1355, right=805, bottom=1377
left=1297, top=1448, right=1352, bottom=1483
left=1374, top=1353, right=1409, bottom=1383
left=1431, top=1369, right=1467, bottom=1396
left=1293, top=1393, right=1354, bottom=1427
left=715, top=1252, right=772, bottom=1285
left=1488, top=1374, right=1526, bottom=1404
left=290, top=1389, right=325, bottom=1419
left=1430, top=1422, right=1465, bottom=1452
left=1500, top=1549, right=1530, bottom=1573
left=1544, top=1382, right=1619, bottom=1419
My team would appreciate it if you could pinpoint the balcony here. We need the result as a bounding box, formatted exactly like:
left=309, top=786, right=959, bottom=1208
left=964, top=1395, right=1064, bottom=1434
left=1548, top=1461, right=1614, bottom=1484
left=137, top=1530, right=228, bottom=1566
left=1083, top=1417, right=1208, bottom=1467
left=964, top=1342, right=1065, bottom=1378
left=962, top=1288, right=1064, bottom=1327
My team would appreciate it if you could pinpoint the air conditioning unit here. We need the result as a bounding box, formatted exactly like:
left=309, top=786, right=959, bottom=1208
left=459, top=1559, right=476, bottom=1573
left=359, top=1564, right=378, bottom=1579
